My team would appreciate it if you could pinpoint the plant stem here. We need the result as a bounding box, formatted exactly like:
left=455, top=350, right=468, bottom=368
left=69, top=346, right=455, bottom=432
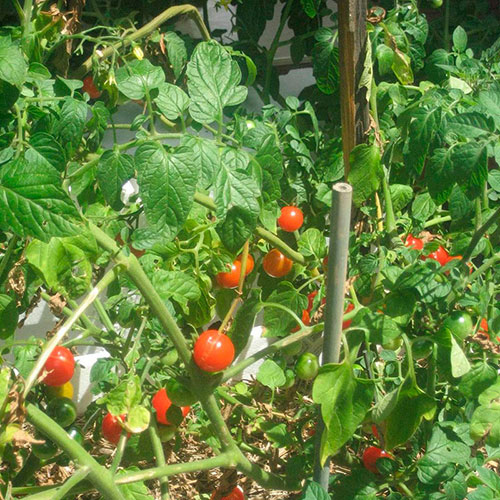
left=382, top=176, right=396, bottom=234
left=148, top=418, right=170, bottom=500
left=116, top=453, right=233, bottom=484
left=444, top=0, right=451, bottom=51
left=0, top=235, right=19, bottom=284
left=27, top=404, right=126, bottom=500
left=22, top=0, right=33, bottom=38
left=93, top=297, right=116, bottom=333
left=193, top=192, right=307, bottom=265
left=73, top=4, right=210, bottom=78
left=262, top=0, right=294, bottom=103
left=474, top=197, right=482, bottom=231
left=423, top=215, right=451, bottom=228
left=110, top=433, right=128, bottom=474
left=23, top=467, right=90, bottom=500
left=23, top=266, right=122, bottom=398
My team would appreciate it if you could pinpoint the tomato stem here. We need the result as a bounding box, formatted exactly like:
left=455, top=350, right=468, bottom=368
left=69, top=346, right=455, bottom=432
left=148, top=419, right=170, bottom=500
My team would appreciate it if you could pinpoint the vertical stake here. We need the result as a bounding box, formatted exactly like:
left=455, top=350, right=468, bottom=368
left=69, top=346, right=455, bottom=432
left=313, top=182, right=353, bottom=489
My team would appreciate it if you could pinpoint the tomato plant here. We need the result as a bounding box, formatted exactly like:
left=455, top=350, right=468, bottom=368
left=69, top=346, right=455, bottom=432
left=262, top=249, right=293, bottom=278
left=193, top=330, right=235, bottom=372
left=41, top=347, right=75, bottom=387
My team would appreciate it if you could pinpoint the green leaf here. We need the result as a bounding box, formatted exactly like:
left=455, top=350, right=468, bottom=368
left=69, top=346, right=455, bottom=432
left=459, top=363, right=498, bottom=400
left=313, top=362, right=373, bottom=464
left=29, top=132, right=66, bottom=172
left=385, top=378, right=436, bottom=450
left=97, top=150, right=135, bottom=211
left=217, top=206, right=258, bottom=253
left=260, top=421, right=294, bottom=448
left=298, top=228, right=327, bottom=260
left=417, top=425, right=470, bottom=485
left=180, top=135, right=219, bottom=189
left=312, top=28, right=339, bottom=95
left=164, top=32, right=187, bottom=80
left=300, top=0, right=321, bottom=18
left=152, top=270, right=200, bottom=315
left=186, top=40, right=247, bottom=124
left=449, top=185, right=474, bottom=221
left=297, top=481, right=330, bottom=500
left=0, top=37, right=27, bottom=86
left=98, top=375, right=142, bottom=415
left=117, top=468, right=154, bottom=500
left=26, top=238, right=93, bottom=298
left=347, top=144, right=383, bottom=206
left=257, top=360, right=286, bottom=390
left=427, top=148, right=454, bottom=204
left=254, top=135, right=283, bottom=202
left=0, top=157, right=81, bottom=241
left=470, top=382, right=500, bottom=446
left=376, top=44, right=395, bottom=75
left=0, top=80, right=19, bottom=111
left=391, top=49, right=413, bottom=85
left=446, top=112, right=495, bottom=138
left=135, top=142, right=198, bottom=241
left=0, top=295, right=18, bottom=340
left=451, top=142, right=488, bottom=197
left=228, top=290, right=262, bottom=356
left=0, top=368, right=10, bottom=410
left=356, top=311, right=401, bottom=345
left=13, top=342, right=39, bottom=378
left=477, top=466, right=500, bottom=493
left=53, top=97, right=88, bottom=155
left=450, top=336, right=470, bottom=378
left=116, top=59, right=165, bottom=100
left=384, top=290, right=416, bottom=326
left=478, top=90, right=500, bottom=128
left=403, top=107, right=440, bottom=175
left=412, top=192, right=436, bottom=221
left=155, top=83, right=189, bottom=120
left=452, top=26, right=467, bottom=52
left=125, top=406, right=150, bottom=434
left=390, top=184, right=413, bottom=212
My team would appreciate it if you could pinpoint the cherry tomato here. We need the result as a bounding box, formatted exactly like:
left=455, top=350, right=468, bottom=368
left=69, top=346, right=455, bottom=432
left=278, top=206, right=304, bottom=232
left=46, top=381, right=73, bottom=400
left=295, top=352, right=319, bottom=381
left=443, top=311, right=473, bottom=340
left=423, top=246, right=449, bottom=266
left=362, top=446, right=393, bottom=474
left=82, top=75, right=101, bottom=99
left=262, top=249, right=293, bottom=278
left=342, top=302, right=355, bottom=330
left=291, top=309, right=310, bottom=333
left=216, top=261, right=242, bottom=289
left=102, top=413, right=125, bottom=444
left=307, top=290, right=318, bottom=311
left=236, top=254, right=254, bottom=276
left=404, top=234, right=423, bottom=250
left=42, top=346, right=75, bottom=387
left=430, top=0, right=443, bottom=7
left=32, top=435, right=58, bottom=459
left=46, top=397, right=77, bottom=428
left=479, top=318, right=488, bottom=333
left=66, top=426, right=84, bottom=446
left=193, top=330, right=235, bottom=372
left=210, top=485, right=245, bottom=500
left=152, top=388, right=190, bottom=426
left=166, top=379, right=197, bottom=407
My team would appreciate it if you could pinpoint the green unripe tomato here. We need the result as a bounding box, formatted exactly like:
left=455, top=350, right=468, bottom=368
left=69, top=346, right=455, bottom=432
left=443, top=311, right=473, bottom=341
left=66, top=426, right=84, bottom=446
left=166, top=379, right=197, bottom=407
left=282, top=369, right=296, bottom=389
left=46, top=397, right=77, bottom=428
left=382, top=336, right=403, bottom=350
left=283, top=340, right=303, bottom=357
left=157, top=424, right=177, bottom=442
left=430, top=0, right=443, bottom=7
left=161, top=349, right=179, bottom=367
left=295, top=352, right=319, bottom=381
left=32, top=435, right=58, bottom=459
left=412, top=339, right=433, bottom=359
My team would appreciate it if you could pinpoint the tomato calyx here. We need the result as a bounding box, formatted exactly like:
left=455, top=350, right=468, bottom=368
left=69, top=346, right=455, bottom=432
left=193, top=330, right=235, bottom=372
left=278, top=206, right=304, bottom=232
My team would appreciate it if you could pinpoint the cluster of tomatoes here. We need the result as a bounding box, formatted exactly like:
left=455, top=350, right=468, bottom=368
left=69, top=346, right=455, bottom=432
left=404, top=233, right=463, bottom=266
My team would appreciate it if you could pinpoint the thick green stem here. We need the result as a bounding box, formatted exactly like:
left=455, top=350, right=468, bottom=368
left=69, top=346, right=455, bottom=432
left=262, top=0, right=294, bottom=104
left=27, top=404, right=126, bottom=500
left=193, top=192, right=306, bottom=265
left=0, top=235, right=19, bottom=284
left=73, top=5, right=210, bottom=78
left=93, top=297, right=116, bottom=333
left=23, top=266, right=122, bottom=398
left=382, top=175, right=396, bottom=234
left=423, top=215, right=451, bottom=228
left=148, top=419, right=170, bottom=500
left=116, top=453, right=234, bottom=484
left=22, top=0, right=33, bottom=38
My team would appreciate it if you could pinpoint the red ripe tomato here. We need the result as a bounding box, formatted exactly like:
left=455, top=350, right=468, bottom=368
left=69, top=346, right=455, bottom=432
left=362, top=446, right=393, bottom=474
left=82, top=75, right=101, bottom=99
left=479, top=318, right=488, bottom=333
left=193, top=330, right=235, bottom=372
left=423, top=246, right=449, bottom=266
left=42, top=346, right=75, bottom=386
left=216, top=261, right=242, bottom=289
left=291, top=309, right=311, bottom=333
left=307, top=290, right=318, bottom=311
left=278, top=206, right=304, bottom=232
left=236, top=254, right=254, bottom=276
left=152, top=388, right=190, bottom=426
left=342, top=303, right=355, bottom=330
left=262, top=249, right=293, bottom=278
left=404, top=234, right=423, bottom=250
left=210, top=485, right=245, bottom=500
left=102, top=413, right=125, bottom=445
